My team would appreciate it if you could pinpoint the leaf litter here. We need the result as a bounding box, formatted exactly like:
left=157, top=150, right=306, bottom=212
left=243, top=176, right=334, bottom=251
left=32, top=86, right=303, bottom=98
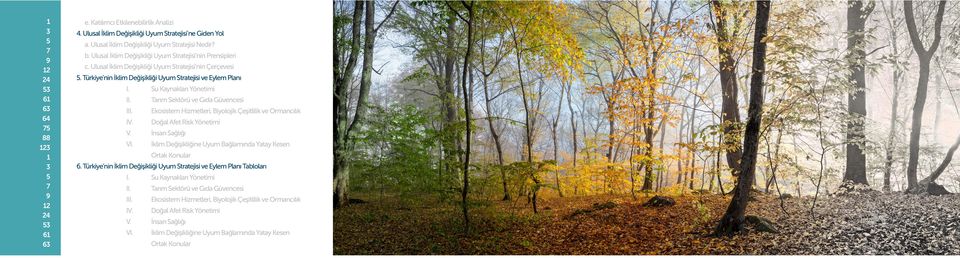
left=334, top=192, right=960, bottom=254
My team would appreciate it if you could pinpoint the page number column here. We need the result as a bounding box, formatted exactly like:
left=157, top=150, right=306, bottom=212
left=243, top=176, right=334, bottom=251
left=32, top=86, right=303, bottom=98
left=0, top=0, right=60, bottom=254
left=40, top=16, right=55, bottom=250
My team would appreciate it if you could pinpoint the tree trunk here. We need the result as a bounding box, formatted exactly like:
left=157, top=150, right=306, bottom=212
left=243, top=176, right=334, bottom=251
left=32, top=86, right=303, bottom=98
left=566, top=79, right=578, bottom=176
left=933, top=71, right=942, bottom=142
left=688, top=97, right=698, bottom=190
left=677, top=107, right=686, bottom=186
left=552, top=82, right=565, bottom=197
left=607, top=118, right=616, bottom=162
left=684, top=107, right=693, bottom=191
left=531, top=174, right=541, bottom=213
left=712, top=0, right=743, bottom=177
left=629, top=137, right=637, bottom=199
left=511, top=23, right=541, bottom=213
left=631, top=108, right=641, bottom=196
left=883, top=66, right=902, bottom=192
left=513, top=42, right=533, bottom=165
left=710, top=157, right=716, bottom=192
left=641, top=110, right=655, bottom=191
left=431, top=15, right=462, bottom=193
left=455, top=2, right=475, bottom=234
left=483, top=75, right=509, bottom=200
left=333, top=1, right=366, bottom=209
left=446, top=15, right=462, bottom=167
left=763, top=131, right=780, bottom=193
left=657, top=113, right=667, bottom=192
left=843, top=0, right=873, bottom=185
left=903, top=0, right=946, bottom=190
left=334, top=157, right=351, bottom=208
left=881, top=2, right=904, bottom=192
left=700, top=156, right=709, bottom=191
left=476, top=11, right=510, bottom=201
left=358, top=0, right=378, bottom=203
left=552, top=125, right=563, bottom=198
left=714, top=0, right=769, bottom=237
left=716, top=140, right=725, bottom=194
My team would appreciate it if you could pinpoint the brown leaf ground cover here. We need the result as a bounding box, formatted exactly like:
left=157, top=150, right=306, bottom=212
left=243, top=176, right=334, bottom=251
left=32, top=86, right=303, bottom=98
left=333, top=192, right=960, bottom=255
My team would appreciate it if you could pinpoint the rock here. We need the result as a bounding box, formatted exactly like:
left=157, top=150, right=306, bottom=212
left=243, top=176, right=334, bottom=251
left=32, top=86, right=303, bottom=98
left=927, top=182, right=952, bottom=196
left=569, top=209, right=589, bottom=218
left=780, top=193, right=793, bottom=199
left=643, top=196, right=676, bottom=207
left=907, top=181, right=953, bottom=195
left=746, top=215, right=779, bottom=233
left=593, top=201, right=618, bottom=210
left=568, top=201, right=618, bottom=219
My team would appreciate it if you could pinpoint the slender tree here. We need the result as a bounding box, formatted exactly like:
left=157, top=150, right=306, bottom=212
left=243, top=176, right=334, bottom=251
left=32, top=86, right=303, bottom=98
left=448, top=0, right=476, bottom=234
left=334, top=1, right=398, bottom=208
left=475, top=2, right=511, bottom=201
left=711, top=0, right=744, bottom=177
left=880, top=1, right=907, bottom=192
left=333, top=1, right=365, bottom=209
left=566, top=74, right=579, bottom=189
left=903, top=0, right=946, bottom=190
left=551, top=81, right=566, bottom=197
left=714, top=0, right=770, bottom=236
left=503, top=1, right=582, bottom=212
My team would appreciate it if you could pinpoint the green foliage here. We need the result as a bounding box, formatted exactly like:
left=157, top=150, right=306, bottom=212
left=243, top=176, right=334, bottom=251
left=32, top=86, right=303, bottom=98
left=352, top=104, right=440, bottom=197
left=691, top=200, right=713, bottom=229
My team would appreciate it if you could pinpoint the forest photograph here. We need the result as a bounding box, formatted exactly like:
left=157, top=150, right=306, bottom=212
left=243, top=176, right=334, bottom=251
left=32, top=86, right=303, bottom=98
left=332, top=0, right=960, bottom=255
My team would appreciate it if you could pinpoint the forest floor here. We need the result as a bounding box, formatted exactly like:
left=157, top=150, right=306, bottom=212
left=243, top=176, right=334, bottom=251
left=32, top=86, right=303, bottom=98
left=333, top=191, right=960, bottom=255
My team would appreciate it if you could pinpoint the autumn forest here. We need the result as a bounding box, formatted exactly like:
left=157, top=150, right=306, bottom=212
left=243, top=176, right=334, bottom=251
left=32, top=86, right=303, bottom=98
left=333, top=0, right=960, bottom=255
